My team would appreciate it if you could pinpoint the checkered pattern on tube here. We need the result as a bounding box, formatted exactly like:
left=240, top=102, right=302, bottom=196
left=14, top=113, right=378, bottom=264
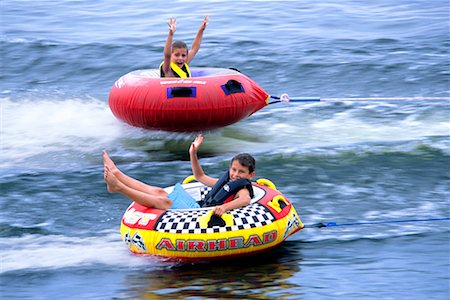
left=199, top=186, right=211, bottom=200
left=155, top=203, right=275, bottom=234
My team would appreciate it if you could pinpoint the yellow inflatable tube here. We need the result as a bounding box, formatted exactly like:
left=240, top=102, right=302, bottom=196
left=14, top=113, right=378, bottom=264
left=120, top=179, right=303, bottom=260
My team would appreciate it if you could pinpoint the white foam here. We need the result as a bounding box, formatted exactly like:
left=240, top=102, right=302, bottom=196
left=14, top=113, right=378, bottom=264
left=1, top=97, right=128, bottom=168
left=2, top=97, right=448, bottom=169
left=0, top=231, right=158, bottom=273
left=249, top=103, right=449, bottom=151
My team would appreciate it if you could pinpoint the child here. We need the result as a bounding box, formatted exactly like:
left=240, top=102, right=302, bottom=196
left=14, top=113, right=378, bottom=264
left=189, top=134, right=255, bottom=216
left=103, top=134, right=256, bottom=216
left=160, top=16, right=209, bottom=78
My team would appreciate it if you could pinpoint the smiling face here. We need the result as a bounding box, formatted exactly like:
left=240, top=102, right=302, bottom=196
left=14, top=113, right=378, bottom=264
left=229, top=160, right=255, bottom=181
left=171, top=47, right=188, bottom=68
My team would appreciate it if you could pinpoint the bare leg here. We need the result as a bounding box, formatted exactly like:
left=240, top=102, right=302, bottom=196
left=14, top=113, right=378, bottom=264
left=104, top=166, right=173, bottom=209
left=102, top=150, right=166, bottom=196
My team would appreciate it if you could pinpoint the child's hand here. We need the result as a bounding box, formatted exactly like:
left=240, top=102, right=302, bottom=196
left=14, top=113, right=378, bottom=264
left=200, top=16, right=209, bottom=31
left=212, top=205, right=225, bottom=216
left=168, top=17, right=176, bottom=34
left=189, top=134, right=203, bottom=155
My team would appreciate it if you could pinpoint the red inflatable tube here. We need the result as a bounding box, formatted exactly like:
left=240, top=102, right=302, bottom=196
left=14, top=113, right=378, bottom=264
left=108, top=68, right=269, bottom=132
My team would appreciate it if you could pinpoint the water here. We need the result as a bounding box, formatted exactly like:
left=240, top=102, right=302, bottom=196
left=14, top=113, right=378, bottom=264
left=1, top=0, right=449, bottom=299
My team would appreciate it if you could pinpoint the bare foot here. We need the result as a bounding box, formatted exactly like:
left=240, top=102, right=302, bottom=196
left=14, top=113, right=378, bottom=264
left=103, top=150, right=120, bottom=175
left=104, top=166, right=124, bottom=193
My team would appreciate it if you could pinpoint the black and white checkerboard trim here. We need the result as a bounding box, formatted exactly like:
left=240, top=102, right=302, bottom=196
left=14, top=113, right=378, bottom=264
left=155, top=203, right=275, bottom=234
left=199, top=186, right=211, bottom=200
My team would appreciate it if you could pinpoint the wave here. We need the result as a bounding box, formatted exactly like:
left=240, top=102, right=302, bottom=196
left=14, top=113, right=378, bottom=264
left=0, top=230, right=298, bottom=274
left=1, top=95, right=448, bottom=169
left=2, top=222, right=447, bottom=274
left=0, top=231, right=159, bottom=274
left=1, top=97, right=125, bottom=169
left=0, top=223, right=52, bottom=237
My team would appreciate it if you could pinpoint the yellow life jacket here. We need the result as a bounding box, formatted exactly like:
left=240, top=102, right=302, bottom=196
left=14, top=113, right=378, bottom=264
left=159, top=61, right=191, bottom=78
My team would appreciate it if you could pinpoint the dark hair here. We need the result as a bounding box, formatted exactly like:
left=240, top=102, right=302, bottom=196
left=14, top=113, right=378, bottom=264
left=231, top=153, right=256, bottom=173
left=172, top=40, right=188, bottom=52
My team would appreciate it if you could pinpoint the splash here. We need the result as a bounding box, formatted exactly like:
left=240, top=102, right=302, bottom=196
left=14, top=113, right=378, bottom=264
left=0, top=231, right=161, bottom=273
left=1, top=97, right=125, bottom=168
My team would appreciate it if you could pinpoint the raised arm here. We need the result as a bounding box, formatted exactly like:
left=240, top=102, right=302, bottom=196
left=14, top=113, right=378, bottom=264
left=187, top=16, right=208, bottom=65
left=162, top=17, right=176, bottom=75
left=189, top=134, right=217, bottom=187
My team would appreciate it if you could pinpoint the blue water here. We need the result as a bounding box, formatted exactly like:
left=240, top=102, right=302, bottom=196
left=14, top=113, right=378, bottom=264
left=1, top=0, right=449, bottom=299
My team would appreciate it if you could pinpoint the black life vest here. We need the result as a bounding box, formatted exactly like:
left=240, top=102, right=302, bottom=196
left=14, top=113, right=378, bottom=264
left=201, top=171, right=254, bottom=207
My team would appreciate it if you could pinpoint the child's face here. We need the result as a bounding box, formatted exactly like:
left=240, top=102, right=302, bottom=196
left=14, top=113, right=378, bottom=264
left=171, top=47, right=188, bottom=68
left=229, top=160, right=255, bottom=181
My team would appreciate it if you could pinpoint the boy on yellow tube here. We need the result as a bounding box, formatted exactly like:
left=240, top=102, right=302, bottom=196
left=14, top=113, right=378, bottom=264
left=103, top=134, right=256, bottom=216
